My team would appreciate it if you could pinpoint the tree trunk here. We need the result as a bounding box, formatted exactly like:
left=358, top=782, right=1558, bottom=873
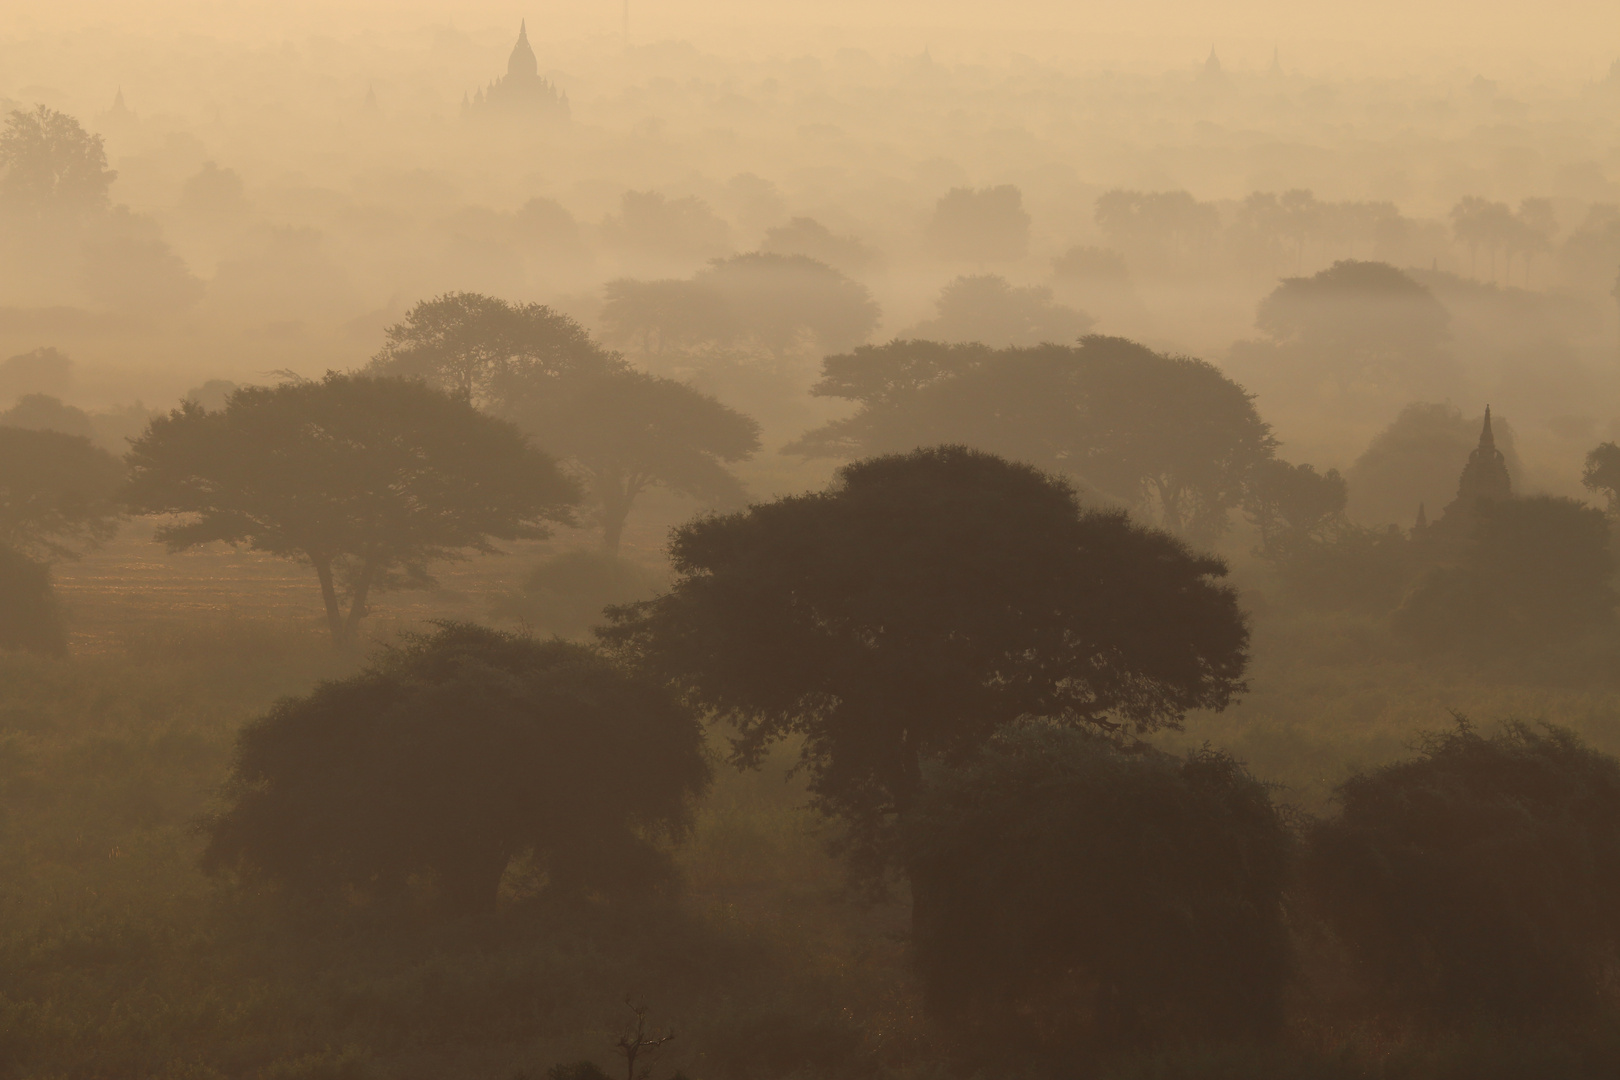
left=597, top=473, right=636, bottom=554
left=342, top=557, right=379, bottom=642
left=310, top=553, right=346, bottom=643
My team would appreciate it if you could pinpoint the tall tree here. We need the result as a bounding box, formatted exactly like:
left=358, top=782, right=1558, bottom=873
left=125, top=374, right=578, bottom=643
left=0, top=106, right=116, bottom=221
left=500, top=367, right=761, bottom=552
left=602, top=447, right=1249, bottom=874
left=598, top=278, right=733, bottom=357
left=902, top=274, right=1094, bottom=347
left=926, top=185, right=1031, bottom=263
left=369, top=292, right=620, bottom=407
left=787, top=336, right=1275, bottom=545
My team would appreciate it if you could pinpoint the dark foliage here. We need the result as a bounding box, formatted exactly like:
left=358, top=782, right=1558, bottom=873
left=788, top=336, right=1275, bottom=545
left=1348, top=403, right=1522, bottom=528
left=124, top=373, right=578, bottom=642
left=904, top=724, right=1293, bottom=1058
left=203, top=623, right=711, bottom=916
left=927, top=185, right=1031, bottom=262
left=693, top=252, right=879, bottom=356
left=1396, top=496, right=1616, bottom=655
left=0, top=543, right=67, bottom=653
left=1305, top=720, right=1620, bottom=1023
left=602, top=447, right=1249, bottom=873
left=1583, top=441, right=1620, bottom=514
left=0, top=424, right=123, bottom=561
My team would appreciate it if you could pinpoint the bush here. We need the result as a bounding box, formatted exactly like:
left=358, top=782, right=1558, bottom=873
left=902, top=724, right=1294, bottom=1057
left=1304, top=720, right=1620, bottom=1023
left=492, top=551, right=668, bottom=638
left=0, top=544, right=66, bottom=654
left=203, top=623, right=711, bottom=916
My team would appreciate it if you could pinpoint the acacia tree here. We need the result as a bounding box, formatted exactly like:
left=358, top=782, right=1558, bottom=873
left=369, top=292, right=620, bottom=406
left=125, top=374, right=578, bottom=643
left=602, top=446, right=1249, bottom=875
left=0, top=425, right=123, bottom=560
left=500, top=367, right=760, bottom=552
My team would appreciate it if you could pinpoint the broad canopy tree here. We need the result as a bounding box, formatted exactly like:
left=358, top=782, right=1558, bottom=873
left=602, top=447, right=1250, bottom=873
left=203, top=623, right=710, bottom=916
left=0, top=105, right=116, bottom=222
left=368, top=291, right=620, bottom=406
left=787, top=336, right=1275, bottom=545
left=125, top=374, right=578, bottom=643
left=376, top=290, right=761, bottom=552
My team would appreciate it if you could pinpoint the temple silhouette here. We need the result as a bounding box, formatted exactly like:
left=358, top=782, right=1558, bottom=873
left=463, top=22, right=569, bottom=121
left=1416, top=406, right=1512, bottom=538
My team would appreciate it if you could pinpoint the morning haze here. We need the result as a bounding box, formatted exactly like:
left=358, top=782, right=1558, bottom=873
left=3, top=1, right=1620, bottom=1076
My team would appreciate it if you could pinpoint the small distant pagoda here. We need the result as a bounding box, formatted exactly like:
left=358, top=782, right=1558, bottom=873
left=1421, top=406, right=1512, bottom=538
left=464, top=22, right=569, bottom=121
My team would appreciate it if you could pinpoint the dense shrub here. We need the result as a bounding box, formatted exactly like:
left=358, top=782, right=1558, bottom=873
left=203, top=623, right=710, bottom=915
left=1304, top=720, right=1620, bottom=1023
left=0, top=544, right=66, bottom=654
left=902, top=724, right=1294, bottom=1056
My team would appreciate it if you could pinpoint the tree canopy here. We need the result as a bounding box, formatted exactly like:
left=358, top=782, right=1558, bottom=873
left=369, top=292, right=620, bottom=406
left=927, top=185, right=1031, bottom=262
left=0, top=106, right=116, bottom=221
left=901, top=274, right=1094, bottom=347
left=203, top=624, right=710, bottom=916
left=125, top=374, right=577, bottom=642
left=693, top=252, right=879, bottom=356
left=0, top=425, right=123, bottom=561
left=905, top=724, right=1292, bottom=1054
left=787, top=336, right=1275, bottom=545
left=1306, top=720, right=1620, bottom=1022
left=601, top=446, right=1249, bottom=871
left=499, top=366, right=760, bottom=552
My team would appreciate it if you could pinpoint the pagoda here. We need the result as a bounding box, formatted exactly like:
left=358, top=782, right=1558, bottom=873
left=464, top=22, right=569, bottom=121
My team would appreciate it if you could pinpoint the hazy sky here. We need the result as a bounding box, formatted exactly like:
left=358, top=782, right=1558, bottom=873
left=9, top=1, right=1620, bottom=73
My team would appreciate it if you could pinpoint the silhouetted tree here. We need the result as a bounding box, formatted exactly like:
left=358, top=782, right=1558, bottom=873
left=500, top=367, right=760, bottom=552
left=602, top=190, right=731, bottom=262
left=125, top=374, right=578, bottom=643
left=0, top=425, right=123, bottom=561
left=599, top=278, right=733, bottom=357
left=1305, top=720, right=1620, bottom=1023
left=0, top=106, right=116, bottom=221
left=926, top=185, right=1031, bottom=262
left=1583, top=441, right=1620, bottom=513
left=1239, top=260, right=1456, bottom=409
left=369, top=292, right=620, bottom=407
left=0, top=346, right=73, bottom=398
left=693, top=253, right=878, bottom=356
left=203, top=624, right=709, bottom=916
left=905, top=725, right=1291, bottom=1056
left=1243, top=458, right=1348, bottom=562
left=902, top=274, right=1094, bottom=347
left=1093, top=189, right=1220, bottom=270
left=759, top=216, right=876, bottom=274
left=0, top=394, right=95, bottom=439
left=788, top=337, right=1275, bottom=544
left=602, top=447, right=1249, bottom=875
left=1396, top=495, right=1616, bottom=655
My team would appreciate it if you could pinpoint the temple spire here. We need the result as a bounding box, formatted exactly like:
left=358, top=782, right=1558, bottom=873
left=1480, top=405, right=1495, bottom=451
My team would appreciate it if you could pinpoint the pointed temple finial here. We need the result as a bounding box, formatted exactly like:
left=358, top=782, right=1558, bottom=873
left=1415, top=502, right=1428, bottom=530
left=1480, top=404, right=1495, bottom=450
